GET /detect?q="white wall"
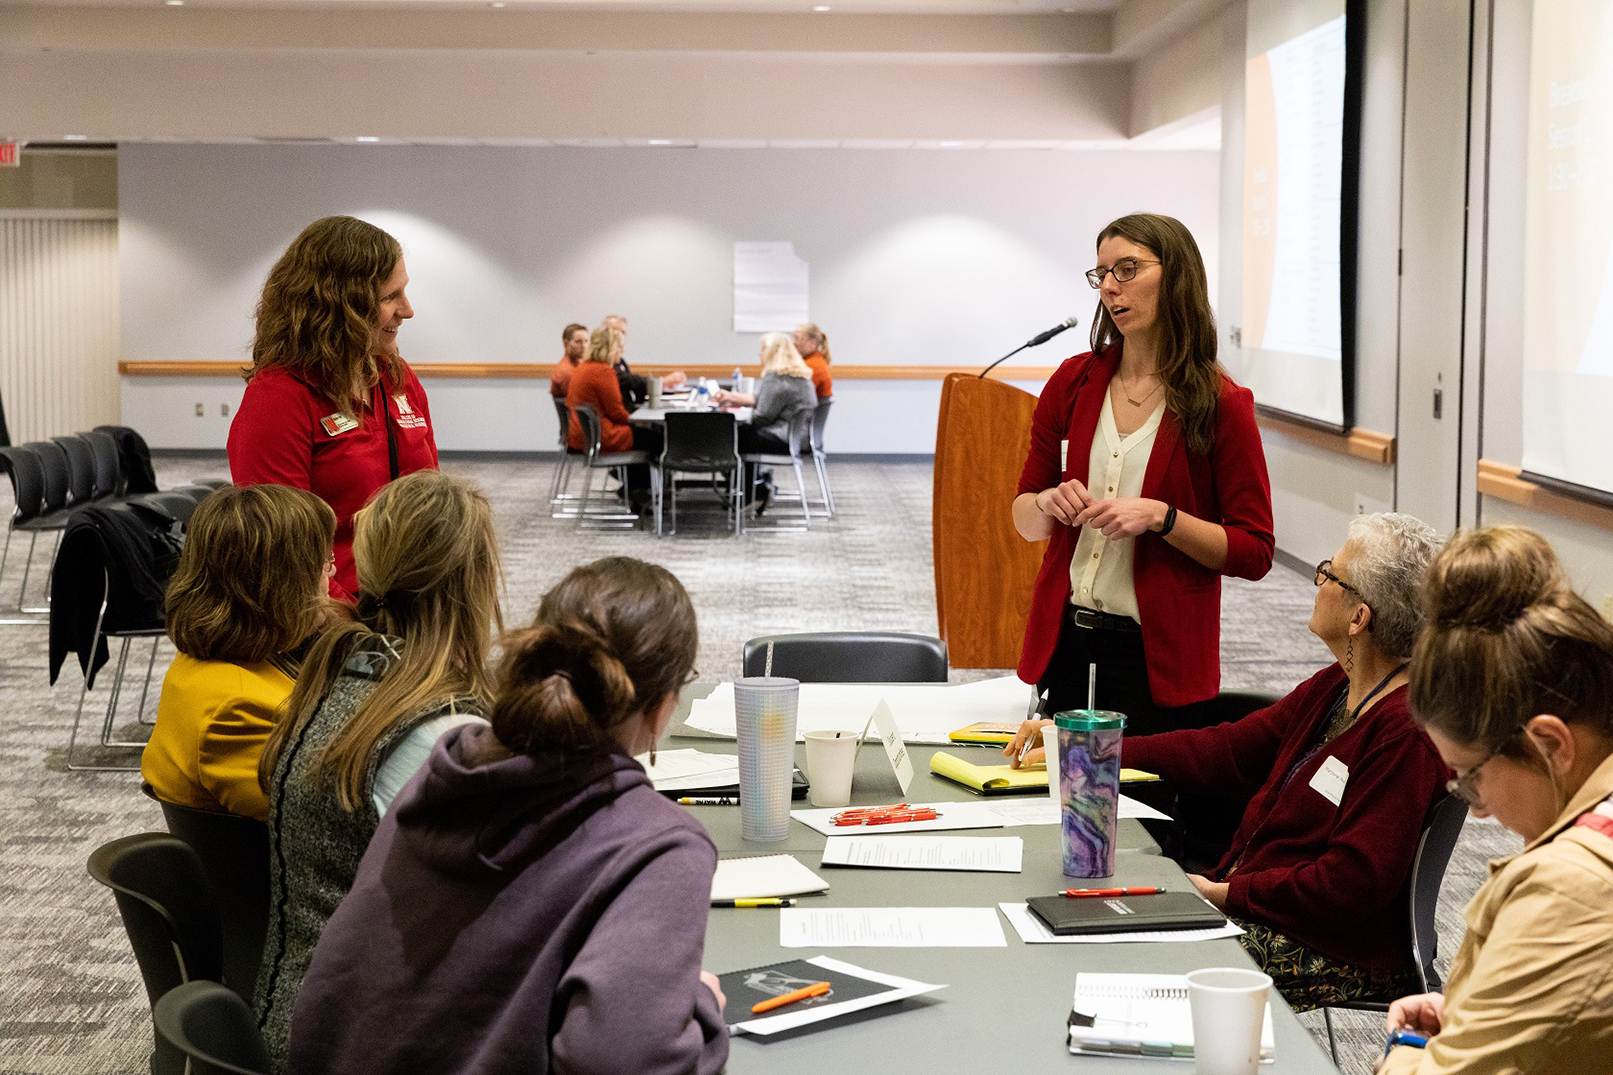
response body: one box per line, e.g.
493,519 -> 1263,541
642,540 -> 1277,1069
118,143 -> 1221,452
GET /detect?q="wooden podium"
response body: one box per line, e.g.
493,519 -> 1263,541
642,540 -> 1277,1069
932,373 -> 1047,669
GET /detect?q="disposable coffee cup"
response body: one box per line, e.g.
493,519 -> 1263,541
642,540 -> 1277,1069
647,379 -> 662,407
1053,709 -> 1125,878
1186,968 -> 1271,1075
733,676 -> 800,841
1041,723 -> 1060,803
804,730 -> 857,807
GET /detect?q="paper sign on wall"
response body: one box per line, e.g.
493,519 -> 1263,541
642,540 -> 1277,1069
733,241 -> 809,332
856,699 -> 914,794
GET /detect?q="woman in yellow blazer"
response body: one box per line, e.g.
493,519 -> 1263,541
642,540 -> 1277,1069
1382,526 -> 1613,1073
141,484 -> 336,821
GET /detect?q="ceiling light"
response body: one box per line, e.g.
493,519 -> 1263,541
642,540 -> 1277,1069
939,140 -> 963,147
648,139 -> 672,145
63,134 -> 88,141
490,2 -> 506,7
813,5 -> 831,10
165,0 -> 184,6
355,136 -> 380,142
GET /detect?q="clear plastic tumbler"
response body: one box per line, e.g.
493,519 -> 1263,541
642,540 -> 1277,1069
1054,709 -> 1126,877
733,676 -> 800,841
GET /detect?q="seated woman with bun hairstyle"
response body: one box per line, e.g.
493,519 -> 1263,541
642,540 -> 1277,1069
288,556 -> 729,1075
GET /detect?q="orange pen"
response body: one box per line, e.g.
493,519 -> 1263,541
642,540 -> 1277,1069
750,980 -> 832,1014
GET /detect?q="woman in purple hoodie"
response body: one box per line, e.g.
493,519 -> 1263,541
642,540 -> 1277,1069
288,557 -> 729,1075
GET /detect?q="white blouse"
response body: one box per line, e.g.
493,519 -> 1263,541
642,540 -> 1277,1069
1066,391 -> 1165,624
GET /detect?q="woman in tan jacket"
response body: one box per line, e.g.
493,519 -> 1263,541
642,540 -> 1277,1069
1381,526 -> 1613,1073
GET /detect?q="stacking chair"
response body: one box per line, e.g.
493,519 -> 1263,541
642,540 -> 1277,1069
0,443 -> 73,614
158,799 -> 271,1004
739,408 -> 814,533
54,434 -> 103,509
84,428 -> 124,499
548,397 -> 585,516
571,403 -> 660,531
1321,793 -> 1469,1062
659,411 -> 742,537
808,397 -> 837,517
153,981 -> 270,1075
742,631 -> 949,683
87,833 -> 226,1075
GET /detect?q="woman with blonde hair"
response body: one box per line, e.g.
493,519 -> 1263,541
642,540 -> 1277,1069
228,215 -> 438,601
289,557 -> 729,1075
253,470 -> 502,1072
565,322 -> 661,512
1380,526 -> 1613,1072
142,484 -> 336,821
793,322 -> 833,399
714,332 -> 817,512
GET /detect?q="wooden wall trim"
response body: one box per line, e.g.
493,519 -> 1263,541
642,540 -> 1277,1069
1478,459 -> 1613,532
1256,411 -> 1396,465
117,360 -> 1061,382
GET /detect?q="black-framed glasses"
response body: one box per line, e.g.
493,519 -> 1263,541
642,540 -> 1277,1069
1085,258 -> 1160,289
1446,728 -> 1526,806
1313,559 -> 1363,598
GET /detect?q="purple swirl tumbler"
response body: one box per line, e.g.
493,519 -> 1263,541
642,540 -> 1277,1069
1054,710 -> 1126,878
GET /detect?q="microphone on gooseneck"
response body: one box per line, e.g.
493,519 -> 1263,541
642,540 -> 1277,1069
979,316 -> 1080,379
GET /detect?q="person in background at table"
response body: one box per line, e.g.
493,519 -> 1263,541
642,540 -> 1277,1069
288,557 -> 729,1075
142,485 -> 338,822
549,322 -> 588,401
712,332 -> 817,514
1380,526 -> 1613,1073
254,471 -> 501,1074
228,215 -> 438,602
602,313 -> 685,407
793,322 -> 833,399
1011,513 -> 1448,1011
566,323 -> 662,515
1011,212 -> 1273,730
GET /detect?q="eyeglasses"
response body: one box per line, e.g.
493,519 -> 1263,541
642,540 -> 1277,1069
1446,730 -> 1524,806
1086,258 -> 1160,289
1314,559 -> 1362,598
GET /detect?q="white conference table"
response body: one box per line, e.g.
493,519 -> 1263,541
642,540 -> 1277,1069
667,690 -> 1341,1074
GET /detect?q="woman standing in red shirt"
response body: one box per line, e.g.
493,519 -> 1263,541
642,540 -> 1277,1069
227,216 -> 438,601
1010,213 -> 1274,728
566,323 -> 661,513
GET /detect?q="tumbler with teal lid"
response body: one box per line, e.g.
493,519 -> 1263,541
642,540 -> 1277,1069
1055,710 -> 1126,878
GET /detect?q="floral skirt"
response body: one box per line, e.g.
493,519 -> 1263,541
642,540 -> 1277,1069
1234,920 -> 1423,1013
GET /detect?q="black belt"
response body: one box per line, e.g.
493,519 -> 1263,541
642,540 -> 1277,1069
1065,605 -> 1142,634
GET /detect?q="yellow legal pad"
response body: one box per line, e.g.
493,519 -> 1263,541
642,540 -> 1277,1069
928,752 -> 1160,795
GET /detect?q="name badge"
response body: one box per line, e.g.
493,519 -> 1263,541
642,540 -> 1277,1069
320,412 -> 359,437
1308,755 -> 1349,807
1060,438 -> 1069,474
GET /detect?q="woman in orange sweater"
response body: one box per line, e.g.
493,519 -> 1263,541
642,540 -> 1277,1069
793,322 -> 833,400
565,323 -> 661,511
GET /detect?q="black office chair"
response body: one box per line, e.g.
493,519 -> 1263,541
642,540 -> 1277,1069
1321,793 -> 1468,1062
548,397 -> 584,516
88,833 -> 227,1075
0,444 -> 72,614
740,408 -> 815,533
158,799 -> 270,1004
152,980 -> 269,1075
571,403 -> 660,531
808,397 -> 836,517
660,411 -> 742,537
742,631 -> 949,683
53,434 -> 103,508
83,428 -> 124,500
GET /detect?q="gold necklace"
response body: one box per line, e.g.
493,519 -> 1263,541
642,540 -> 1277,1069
1119,370 -> 1161,408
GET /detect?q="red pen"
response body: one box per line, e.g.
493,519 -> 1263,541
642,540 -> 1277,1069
832,803 -> 910,820
1061,886 -> 1164,898
863,809 -> 939,825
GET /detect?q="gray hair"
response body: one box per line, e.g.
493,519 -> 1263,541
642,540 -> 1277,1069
1344,512 -> 1444,659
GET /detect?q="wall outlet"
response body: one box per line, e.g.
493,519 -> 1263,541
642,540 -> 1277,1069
220,402 -> 230,418
1354,493 -> 1392,517
194,402 -> 204,417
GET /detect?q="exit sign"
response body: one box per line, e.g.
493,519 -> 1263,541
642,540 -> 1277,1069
0,142 -> 19,167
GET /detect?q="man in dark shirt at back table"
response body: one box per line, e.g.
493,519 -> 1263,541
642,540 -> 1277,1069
604,313 -> 685,407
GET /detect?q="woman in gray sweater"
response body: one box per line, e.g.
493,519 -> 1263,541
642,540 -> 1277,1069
716,331 -> 817,511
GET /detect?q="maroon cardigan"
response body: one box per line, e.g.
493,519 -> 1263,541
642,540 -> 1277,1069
1015,347 -> 1274,707
1124,664 -> 1451,970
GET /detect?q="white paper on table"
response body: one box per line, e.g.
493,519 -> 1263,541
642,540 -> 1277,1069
978,795 -> 1169,826
790,801 -> 1005,836
636,748 -> 740,792
730,955 -> 946,1036
821,835 -> 1023,873
711,855 -> 830,901
781,907 -> 1007,947
1119,795 -> 1173,822
997,902 -> 1246,944
684,679 -> 1033,744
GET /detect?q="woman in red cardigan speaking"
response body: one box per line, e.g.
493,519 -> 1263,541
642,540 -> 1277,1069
1011,212 -> 1274,728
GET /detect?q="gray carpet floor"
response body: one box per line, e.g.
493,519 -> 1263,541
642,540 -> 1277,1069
0,453 -> 1519,1074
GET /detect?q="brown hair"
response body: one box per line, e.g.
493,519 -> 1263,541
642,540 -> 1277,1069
261,470 -> 503,811
585,324 -> 621,365
562,322 -> 588,345
491,557 -> 696,755
796,323 -> 830,363
1411,526 -> 1613,759
166,485 -> 335,663
1090,213 -> 1223,454
249,215 -> 404,408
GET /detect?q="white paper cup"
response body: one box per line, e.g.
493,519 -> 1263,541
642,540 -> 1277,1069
1041,723 -> 1059,803
804,730 -> 857,807
647,379 -> 662,407
1185,967 -> 1271,1075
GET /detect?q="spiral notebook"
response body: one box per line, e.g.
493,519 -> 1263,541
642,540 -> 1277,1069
1067,973 -> 1274,1061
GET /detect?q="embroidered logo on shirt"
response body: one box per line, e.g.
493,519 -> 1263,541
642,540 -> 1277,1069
392,394 -> 428,430
320,413 -> 360,437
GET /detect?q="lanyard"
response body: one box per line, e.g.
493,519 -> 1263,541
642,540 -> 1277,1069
1277,662 -> 1410,794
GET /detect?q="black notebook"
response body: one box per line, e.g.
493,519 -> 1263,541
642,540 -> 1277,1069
1026,892 -> 1227,936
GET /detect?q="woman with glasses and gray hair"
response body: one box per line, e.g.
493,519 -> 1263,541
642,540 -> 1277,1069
1011,213 -> 1274,730
1011,512 -> 1449,1010
1380,526 -> 1613,1073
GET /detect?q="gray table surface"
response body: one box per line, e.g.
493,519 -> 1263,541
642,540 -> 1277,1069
663,693 -> 1338,1073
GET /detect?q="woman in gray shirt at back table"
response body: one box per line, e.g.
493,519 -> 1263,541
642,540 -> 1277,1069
715,332 -> 817,512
